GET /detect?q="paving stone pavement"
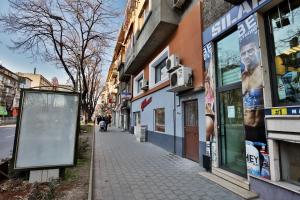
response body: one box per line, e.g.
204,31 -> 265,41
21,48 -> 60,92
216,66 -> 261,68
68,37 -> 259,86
93,127 -> 242,200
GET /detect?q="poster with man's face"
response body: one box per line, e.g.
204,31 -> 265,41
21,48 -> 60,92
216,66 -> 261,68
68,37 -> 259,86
238,14 -> 270,179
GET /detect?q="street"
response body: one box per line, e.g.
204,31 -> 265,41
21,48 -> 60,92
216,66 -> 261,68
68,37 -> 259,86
93,127 -> 242,200
0,125 -> 15,162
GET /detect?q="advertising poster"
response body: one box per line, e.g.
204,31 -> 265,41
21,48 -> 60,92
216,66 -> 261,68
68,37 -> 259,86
238,14 -> 270,179
203,42 -> 218,166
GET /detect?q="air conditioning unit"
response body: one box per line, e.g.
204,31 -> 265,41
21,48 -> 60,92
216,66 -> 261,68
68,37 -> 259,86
141,79 -> 149,90
166,54 -> 180,73
173,0 -> 186,8
169,66 -> 193,92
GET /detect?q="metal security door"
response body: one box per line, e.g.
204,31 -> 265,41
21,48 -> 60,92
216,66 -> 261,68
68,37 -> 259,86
184,100 -> 199,161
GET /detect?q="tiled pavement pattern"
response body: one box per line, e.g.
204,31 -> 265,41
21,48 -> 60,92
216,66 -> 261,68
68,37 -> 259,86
93,127 -> 242,200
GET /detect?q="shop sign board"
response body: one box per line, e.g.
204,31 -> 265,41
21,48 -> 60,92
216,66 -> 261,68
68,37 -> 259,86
13,89 -> 80,170
265,106 -> 300,116
121,92 -> 132,100
202,0 -> 271,45
141,97 -> 152,112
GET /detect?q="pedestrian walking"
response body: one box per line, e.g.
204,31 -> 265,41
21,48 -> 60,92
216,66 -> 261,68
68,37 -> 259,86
96,115 -> 101,125
104,116 -> 109,131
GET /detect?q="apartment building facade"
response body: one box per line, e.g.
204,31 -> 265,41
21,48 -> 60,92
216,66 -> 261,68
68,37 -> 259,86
115,0 -> 205,162
0,65 -> 19,117
202,0 -> 300,199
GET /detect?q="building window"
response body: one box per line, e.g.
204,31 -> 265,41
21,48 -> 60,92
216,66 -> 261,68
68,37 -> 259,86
133,70 -> 144,97
137,77 -> 143,94
280,141 -> 300,186
155,57 -> 168,83
154,108 -> 165,132
267,0 -> 300,105
149,47 -> 169,88
134,112 -> 141,126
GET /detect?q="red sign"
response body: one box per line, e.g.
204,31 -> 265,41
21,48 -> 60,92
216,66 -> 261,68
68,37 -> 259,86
141,97 -> 152,111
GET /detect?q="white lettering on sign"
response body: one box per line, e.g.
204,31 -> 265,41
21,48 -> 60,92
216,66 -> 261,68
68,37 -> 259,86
203,43 -> 212,61
246,153 -> 259,165
238,14 -> 257,39
211,0 -> 268,38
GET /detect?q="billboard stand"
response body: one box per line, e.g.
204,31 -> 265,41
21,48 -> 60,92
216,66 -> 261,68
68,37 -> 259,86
29,169 -> 59,183
12,86 -> 80,183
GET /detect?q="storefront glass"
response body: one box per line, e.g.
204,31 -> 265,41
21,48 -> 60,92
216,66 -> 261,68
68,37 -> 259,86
217,31 -> 241,87
268,0 -> 300,105
217,31 -> 247,176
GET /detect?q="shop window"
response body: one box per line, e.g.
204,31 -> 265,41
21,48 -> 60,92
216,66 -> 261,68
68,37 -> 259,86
280,141 -> 300,186
267,0 -> 300,105
154,108 -> 165,132
134,112 -> 141,126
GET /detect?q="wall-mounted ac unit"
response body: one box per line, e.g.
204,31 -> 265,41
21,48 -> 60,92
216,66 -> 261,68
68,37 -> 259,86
141,79 -> 149,90
169,66 -> 193,92
173,0 -> 186,8
166,54 -> 180,73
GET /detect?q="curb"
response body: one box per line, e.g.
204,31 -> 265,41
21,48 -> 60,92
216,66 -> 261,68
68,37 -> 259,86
88,124 -> 95,200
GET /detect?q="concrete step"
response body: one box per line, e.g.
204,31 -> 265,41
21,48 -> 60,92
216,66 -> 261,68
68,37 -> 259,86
213,167 -> 250,190
199,171 -> 259,200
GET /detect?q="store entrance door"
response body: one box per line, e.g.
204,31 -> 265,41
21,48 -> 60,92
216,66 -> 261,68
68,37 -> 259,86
216,30 -> 247,177
184,100 -> 199,162
219,87 -> 247,176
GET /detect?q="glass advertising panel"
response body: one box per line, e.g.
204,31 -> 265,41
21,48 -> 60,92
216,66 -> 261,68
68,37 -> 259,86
14,90 -> 79,169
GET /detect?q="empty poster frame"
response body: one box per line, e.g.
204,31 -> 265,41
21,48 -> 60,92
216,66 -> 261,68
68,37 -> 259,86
13,89 -> 80,170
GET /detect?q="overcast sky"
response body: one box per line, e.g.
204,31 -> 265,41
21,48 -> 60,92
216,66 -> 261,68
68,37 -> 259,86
0,0 -> 126,84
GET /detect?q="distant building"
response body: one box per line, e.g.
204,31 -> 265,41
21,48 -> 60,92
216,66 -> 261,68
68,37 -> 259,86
19,76 -> 32,89
17,72 -> 52,88
57,84 -> 74,92
0,65 -> 19,116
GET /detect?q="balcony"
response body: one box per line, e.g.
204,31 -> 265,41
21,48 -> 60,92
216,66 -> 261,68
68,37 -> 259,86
124,0 -> 180,75
119,64 -> 131,82
116,53 -> 125,71
3,81 -> 15,88
111,68 -> 118,78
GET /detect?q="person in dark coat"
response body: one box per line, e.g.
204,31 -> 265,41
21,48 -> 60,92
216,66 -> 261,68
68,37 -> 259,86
102,116 -> 108,131
96,115 -> 101,125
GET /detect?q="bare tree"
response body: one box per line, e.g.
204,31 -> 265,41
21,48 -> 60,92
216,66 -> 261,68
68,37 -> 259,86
82,51 -> 103,121
0,0 -> 119,120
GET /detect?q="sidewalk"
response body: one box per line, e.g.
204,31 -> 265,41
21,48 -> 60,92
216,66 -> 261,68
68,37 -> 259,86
92,127 -> 242,200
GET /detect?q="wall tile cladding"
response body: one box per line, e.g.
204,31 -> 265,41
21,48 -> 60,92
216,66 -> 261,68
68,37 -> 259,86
203,0 -> 233,29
